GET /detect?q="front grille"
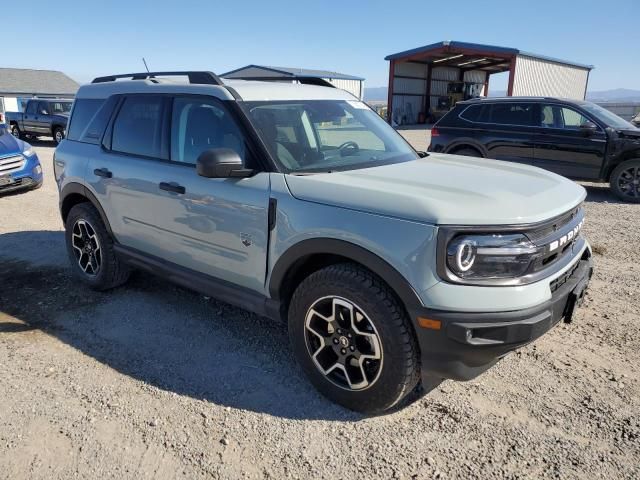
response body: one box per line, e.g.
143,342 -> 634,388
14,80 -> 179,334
550,261 -> 580,293
0,155 -> 26,175
526,205 -> 581,243
526,206 -> 585,275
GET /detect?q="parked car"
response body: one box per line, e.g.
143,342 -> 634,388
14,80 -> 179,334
7,98 -> 73,145
0,124 -> 43,193
632,111 -> 640,128
428,97 -> 640,202
55,71 -> 593,413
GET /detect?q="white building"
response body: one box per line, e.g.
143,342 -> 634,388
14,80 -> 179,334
222,65 -> 364,100
0,68 -> 78,122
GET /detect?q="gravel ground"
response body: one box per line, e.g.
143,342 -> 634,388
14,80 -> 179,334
0,144 -> 638,479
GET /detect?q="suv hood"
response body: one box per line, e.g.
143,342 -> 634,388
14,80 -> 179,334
0,131 -> 25,156
284,154 -> 586,225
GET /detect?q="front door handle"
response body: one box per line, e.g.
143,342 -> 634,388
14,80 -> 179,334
93,168 -> 112,178
159,181 -> 186,194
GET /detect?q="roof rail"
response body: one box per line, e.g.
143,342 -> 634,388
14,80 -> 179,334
91,71 -> 224,85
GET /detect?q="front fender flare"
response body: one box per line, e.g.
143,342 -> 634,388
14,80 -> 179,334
269,238 -> 423,310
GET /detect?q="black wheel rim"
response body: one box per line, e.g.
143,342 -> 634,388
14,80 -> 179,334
617,166 -> 640,198
71,219 -> 102,276
304,296 -> 383,391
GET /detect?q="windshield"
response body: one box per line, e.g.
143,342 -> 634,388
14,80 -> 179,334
241,100 -> 418,173
50,101 -> 73,114
581,102 -> 636,130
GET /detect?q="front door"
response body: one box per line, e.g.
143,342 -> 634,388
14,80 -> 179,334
23,101 -> 39,134
149,96 -> 270,292
533,104 -> 606,179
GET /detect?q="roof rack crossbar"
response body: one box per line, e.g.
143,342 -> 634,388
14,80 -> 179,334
91,71 -> 224,86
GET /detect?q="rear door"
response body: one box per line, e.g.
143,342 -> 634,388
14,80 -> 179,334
481,102 -> 536,164
22,101 -> 39,133
532,103 -> 606,179
34,101 -> 52,134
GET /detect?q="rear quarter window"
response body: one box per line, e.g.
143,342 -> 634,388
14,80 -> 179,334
458,104 -> 490,123
67,99 -> 105,141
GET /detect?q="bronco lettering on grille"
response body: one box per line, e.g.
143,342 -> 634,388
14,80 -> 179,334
548,220 -> 584,253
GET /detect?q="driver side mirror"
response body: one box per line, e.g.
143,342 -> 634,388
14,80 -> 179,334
580,121 -> 598,136
196,148 -> 253,178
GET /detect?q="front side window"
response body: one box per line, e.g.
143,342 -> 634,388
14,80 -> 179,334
37,101 -> 49,115
50,101 -> 73,114
112,96 -> 165,158
241,100 -> 417,173
170,97 -> 246,165
540,104 -> 597,130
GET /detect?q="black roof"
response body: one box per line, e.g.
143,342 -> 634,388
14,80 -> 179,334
460,96 -> 590,105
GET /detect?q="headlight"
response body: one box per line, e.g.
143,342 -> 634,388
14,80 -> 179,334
446,233 -> 537,280
23,146 -> 34,157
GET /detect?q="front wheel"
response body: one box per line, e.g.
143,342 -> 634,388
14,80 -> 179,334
288,263 -> 420,413
610,159 -> 640,203
65,203 -> 130,290
53,127 -> 64,145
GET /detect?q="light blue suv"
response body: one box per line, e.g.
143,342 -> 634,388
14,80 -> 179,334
54,71 -> 593,413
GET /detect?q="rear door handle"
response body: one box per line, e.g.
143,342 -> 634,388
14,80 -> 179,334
159,181 -> 186,194
93,168 -> 112,178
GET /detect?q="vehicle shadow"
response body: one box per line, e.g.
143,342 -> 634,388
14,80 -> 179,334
0,230 -> 361,421
24,138 -> 57,148
581,182 -> 626,205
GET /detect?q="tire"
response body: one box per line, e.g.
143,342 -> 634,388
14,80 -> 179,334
452,148 -> 482,158
64,203 -> 130,290
53,127 -> 64,145
10,124 -> 22,139
610,159 -> 640,203
288,263 -> 420,413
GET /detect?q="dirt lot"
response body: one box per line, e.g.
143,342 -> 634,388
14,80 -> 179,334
0,143 -> 638,480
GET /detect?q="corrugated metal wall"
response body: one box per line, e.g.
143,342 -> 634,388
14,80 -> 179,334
391,63 -> 429,124
512,55 -> 589,99
326,78 -> 363,100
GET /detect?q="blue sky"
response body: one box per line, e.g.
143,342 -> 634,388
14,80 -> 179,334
12,0 -> 640,91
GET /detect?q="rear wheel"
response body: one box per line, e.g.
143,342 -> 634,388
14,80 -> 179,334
288,263 -> 420,413
610,159 -> 640,203
53,127 -> 64,145
65,203 -> 130,290
10,124 -> 22,139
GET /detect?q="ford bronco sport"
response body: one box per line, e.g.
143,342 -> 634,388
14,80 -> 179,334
55,71 -> 593,413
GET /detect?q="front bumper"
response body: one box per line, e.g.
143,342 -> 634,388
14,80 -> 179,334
0,153 -> 43,193
411,252 -> 593,382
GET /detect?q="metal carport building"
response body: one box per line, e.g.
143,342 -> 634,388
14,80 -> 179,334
385,41 -> 593,125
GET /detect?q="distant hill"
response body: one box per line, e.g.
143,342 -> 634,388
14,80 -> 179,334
586,89 -> 640,103
363,87 -> 388,102
365,86 -> 640,103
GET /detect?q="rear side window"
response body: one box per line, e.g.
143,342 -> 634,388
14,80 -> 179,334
459,104 -> 490,123
67,99 -> 105,141
112,96 -> 166,158
26,101 -> 38,115
489,103 -> 536,126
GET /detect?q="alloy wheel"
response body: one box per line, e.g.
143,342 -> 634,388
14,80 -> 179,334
617,166 -> 640,198
304,296 -> 383,391
71,219 -> 102,276
55,130 -> 63,143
